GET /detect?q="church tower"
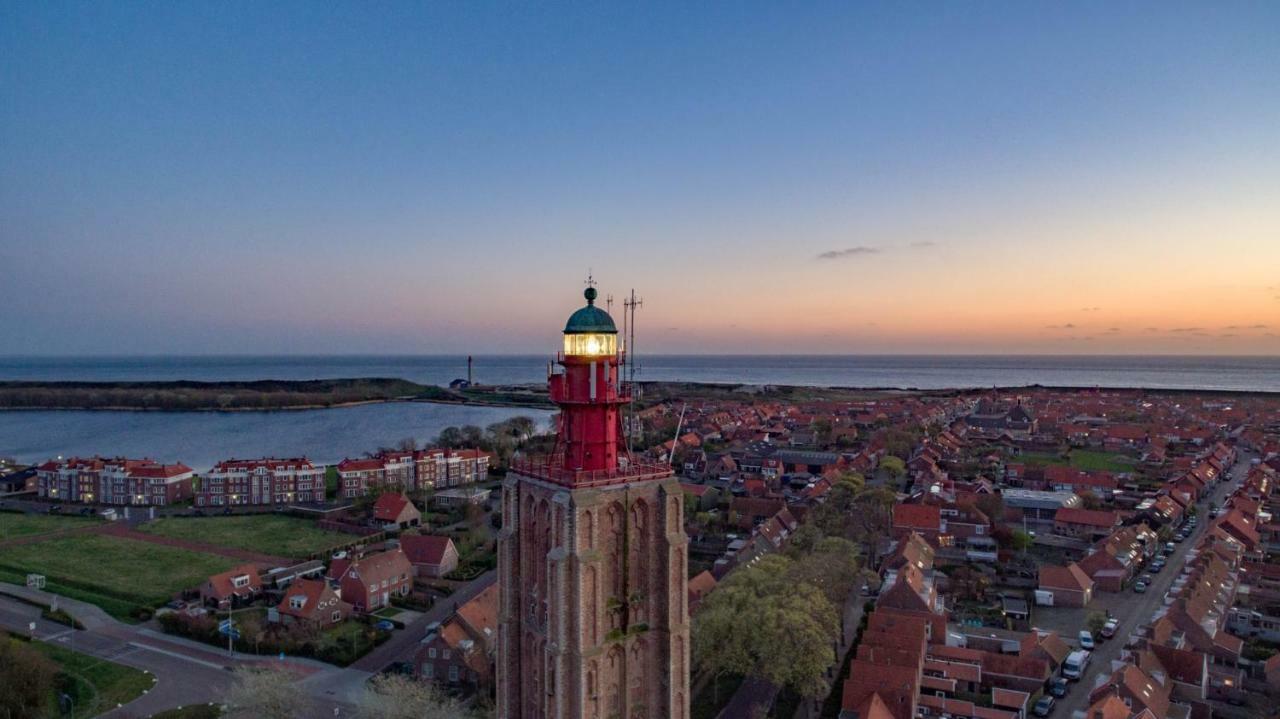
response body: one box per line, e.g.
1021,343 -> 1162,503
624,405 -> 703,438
497,284 -> 690,719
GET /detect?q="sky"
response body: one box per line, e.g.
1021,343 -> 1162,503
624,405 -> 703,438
2,2 -> 1278,356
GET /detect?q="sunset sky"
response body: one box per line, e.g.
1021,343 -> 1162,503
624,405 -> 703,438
2,3 -> 1278,355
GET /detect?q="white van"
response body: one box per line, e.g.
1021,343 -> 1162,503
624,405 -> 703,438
1062,650 -> 1091,680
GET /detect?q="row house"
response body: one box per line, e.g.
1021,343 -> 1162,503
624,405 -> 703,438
1077,523 -> 1158,592
36,456 -> 194,506
336,448 -> 492,497
415,582 -> 498,694
1052,507 -> 1122,541
841,608 -> 927,719
335,452 -> 415,498
1042,466 -> 1119,497
196,457 -> 325,506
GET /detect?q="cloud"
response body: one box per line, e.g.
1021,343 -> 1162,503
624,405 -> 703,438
1169,327 -> 1204,333
909,241 -> 937,249
1249,324 -> 1268,329
817,246 -> 880,261
1143,327 -> 1159,332
1045,323 -> 1077,330
1220,333 -> 1236,338
1081,307 -> 1102,312
1193,331 -> 1210,337
1106,327 -> 1121,333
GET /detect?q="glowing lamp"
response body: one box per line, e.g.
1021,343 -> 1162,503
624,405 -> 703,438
562,286 -> 618,357
564,332 -> 616,357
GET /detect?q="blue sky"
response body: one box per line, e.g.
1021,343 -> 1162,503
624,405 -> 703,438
3,2 -> 1278,354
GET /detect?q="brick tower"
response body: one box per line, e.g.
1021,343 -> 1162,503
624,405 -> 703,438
497,284 -> 690,719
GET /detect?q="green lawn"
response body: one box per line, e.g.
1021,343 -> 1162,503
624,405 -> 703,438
0,534 -> 236,619
0,512 -> 101,541
15,636 -> 154,718
1021,450 -> 1134,473
137,515 -> 349,558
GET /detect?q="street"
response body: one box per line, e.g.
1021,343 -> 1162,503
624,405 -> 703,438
0,568 -> 498,717
1036,451 -> 1252,719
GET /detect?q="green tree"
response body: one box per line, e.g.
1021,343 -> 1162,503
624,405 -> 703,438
1086,611 -> 1107,636
787,536 -> 864,606
0,632 -> 58,719
693,555 -> 839,698
879,455 -> 906,480
1010,529 -> 1034,552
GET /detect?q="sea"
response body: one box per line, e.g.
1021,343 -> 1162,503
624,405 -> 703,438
1,354 -> 1277,469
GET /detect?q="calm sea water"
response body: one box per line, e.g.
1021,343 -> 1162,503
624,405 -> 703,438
0,402 -> 554,470
1,354 -> 1278,392
2,354 -> 1277,467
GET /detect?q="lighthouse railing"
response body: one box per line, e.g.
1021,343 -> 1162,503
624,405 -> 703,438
510,457 -> 672,488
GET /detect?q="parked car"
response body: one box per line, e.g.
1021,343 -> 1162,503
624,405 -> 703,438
1150,561 -> 1165,574
1049,678 -> 1068,697
1033,696 -> 1056,717
1078,630 -> 1095,650
375,620 -> 396,632
1165,542 -> 1176,553
47,504 -> 62,514
1140,573 -> 1153,584
1134,580 -> 1148,593
1101,619 -> 1119,638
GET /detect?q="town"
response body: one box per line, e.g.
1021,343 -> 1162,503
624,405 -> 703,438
3,383 -> 1280,719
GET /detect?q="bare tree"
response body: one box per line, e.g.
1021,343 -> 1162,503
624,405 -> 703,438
225,666 -> 311,719
358,674 -> 476,719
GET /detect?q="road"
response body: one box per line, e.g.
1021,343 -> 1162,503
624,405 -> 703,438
1,568 -> 498,717
1052,451 -> 1252,719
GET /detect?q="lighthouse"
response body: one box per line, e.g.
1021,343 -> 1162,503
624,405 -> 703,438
497,284 -> 691,719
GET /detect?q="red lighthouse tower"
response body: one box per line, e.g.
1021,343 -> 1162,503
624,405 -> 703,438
550,284 -> 626,474
498,282 -> 690,719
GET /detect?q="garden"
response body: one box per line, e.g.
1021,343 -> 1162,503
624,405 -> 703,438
158,609 -> 390,666
0,510 -> 101,541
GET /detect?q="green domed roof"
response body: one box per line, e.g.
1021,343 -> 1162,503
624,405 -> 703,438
564,287 -> 618,334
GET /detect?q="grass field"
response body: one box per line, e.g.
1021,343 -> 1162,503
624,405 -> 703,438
1021,450 -> 1135,473
11,636 -> 154,718
137,515 -> 348,558
0,534 -> 235,619
0,512 -> 101,541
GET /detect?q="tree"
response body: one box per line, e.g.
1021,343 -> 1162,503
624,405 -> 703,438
693,555 -> 839,698
0,632 -> 58,719
358,674 -> 473,719
1079,491 -> 1104,511
225,666 -> 311,719
1010,529 -> 1034,552
879,455 -> 906,480
974,493 -> 1005,524
1085,611 -> 1107,636
787,536 -> 864,606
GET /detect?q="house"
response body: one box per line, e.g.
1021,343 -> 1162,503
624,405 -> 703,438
1053,507 -> 1121,541
330,548 -> 413,612
687,570 -> 717,614
840,608 -> 927,719
201,564 -> 263,609
1077,524 -> 1157,592
196,457 -> 325,507
1037,563 -> 1094,607
372,492 -> 422,530
892,503 -> 943,542
416,581 -> 498,694
272,578 -> 349,628
36,456 -> 194,505
680,482 -> 719,511
399,533 -> 460,578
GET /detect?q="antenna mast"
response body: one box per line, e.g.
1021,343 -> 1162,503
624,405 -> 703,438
624,289 -> 643,451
